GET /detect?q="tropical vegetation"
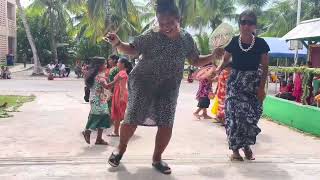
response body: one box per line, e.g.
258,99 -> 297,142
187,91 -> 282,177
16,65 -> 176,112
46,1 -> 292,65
16,0 -> 320,72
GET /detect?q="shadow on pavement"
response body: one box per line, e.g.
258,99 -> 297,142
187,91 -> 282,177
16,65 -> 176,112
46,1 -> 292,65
108,165 -> 177,180
234,162 -> 291,180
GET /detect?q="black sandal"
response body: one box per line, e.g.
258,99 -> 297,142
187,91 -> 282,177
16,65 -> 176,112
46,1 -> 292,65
95,139 -> 109,145
108,152 -> 123,167
82,131 -> 90,144
152,161 -> 172,175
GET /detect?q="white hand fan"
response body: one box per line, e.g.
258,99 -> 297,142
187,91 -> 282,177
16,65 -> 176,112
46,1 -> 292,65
211,23 -> 234,49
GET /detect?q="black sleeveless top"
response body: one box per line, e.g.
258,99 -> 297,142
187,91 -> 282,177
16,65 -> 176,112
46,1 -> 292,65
225,36 -> 270,71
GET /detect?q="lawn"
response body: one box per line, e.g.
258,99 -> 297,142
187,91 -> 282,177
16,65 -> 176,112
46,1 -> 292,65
0,95 -> 35,118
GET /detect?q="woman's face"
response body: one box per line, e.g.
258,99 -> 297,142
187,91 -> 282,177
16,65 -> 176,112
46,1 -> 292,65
157,14 -> 180,38
117,62 -> 125,70
108,59 -> 115,66
239,15 -> 256,36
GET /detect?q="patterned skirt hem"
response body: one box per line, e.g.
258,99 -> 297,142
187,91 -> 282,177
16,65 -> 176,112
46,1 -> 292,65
85,127 -> 110,131
85,113 -> 111,130
122,121 -> 174,128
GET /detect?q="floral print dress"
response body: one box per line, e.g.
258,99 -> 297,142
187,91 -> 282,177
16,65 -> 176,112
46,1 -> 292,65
85,73 -> 112,130
122,30 -> 200,128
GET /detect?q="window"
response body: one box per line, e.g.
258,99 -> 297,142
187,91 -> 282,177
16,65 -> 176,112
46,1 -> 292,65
7,2 -> 15,21
8,36 -> 14,54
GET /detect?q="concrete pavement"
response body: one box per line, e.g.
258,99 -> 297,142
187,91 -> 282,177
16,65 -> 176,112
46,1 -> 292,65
0,79 -> 320,179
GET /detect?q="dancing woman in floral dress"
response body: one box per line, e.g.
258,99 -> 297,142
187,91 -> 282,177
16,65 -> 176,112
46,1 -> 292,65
105,0 -> 224,174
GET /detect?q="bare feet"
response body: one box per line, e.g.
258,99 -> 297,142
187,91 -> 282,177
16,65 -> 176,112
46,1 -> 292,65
212,118 -> 219,123
203,114 -> 213,119
230,150 -> 244,161
230,154 -> 244,161
193,113 -> 201,120
242,146 -> 255,160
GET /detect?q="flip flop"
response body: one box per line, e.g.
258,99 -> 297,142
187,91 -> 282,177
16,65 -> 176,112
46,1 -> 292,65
82,131 -> 90,144
108,152 -> 123,167
107,133 -> 120,137
152,161 -> 172,175
95,139 -> 109,145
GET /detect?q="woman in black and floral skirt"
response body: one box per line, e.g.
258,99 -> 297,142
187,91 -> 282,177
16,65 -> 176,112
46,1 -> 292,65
216,10 -> 270,161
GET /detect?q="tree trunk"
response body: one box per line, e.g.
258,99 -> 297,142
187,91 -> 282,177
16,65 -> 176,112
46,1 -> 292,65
16,0 -> 43,75
105,0 -> 118,54
49,6 -> 58,62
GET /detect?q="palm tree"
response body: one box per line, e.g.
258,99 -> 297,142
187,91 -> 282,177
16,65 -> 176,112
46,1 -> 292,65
260,0 -> 320,37
176,0 -> 199,28
260,0 -> 296,37
195,33 -> 211,55
303,0 -> 320,20
77,0 -> 142,42
30,0 -> 73,62
177,0 -> 236,32
205,0 -> 236,30
16,0 -> 43,75
237,0 -> 269,14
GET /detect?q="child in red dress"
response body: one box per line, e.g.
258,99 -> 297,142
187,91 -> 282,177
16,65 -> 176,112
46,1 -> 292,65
107,57 -> 132,136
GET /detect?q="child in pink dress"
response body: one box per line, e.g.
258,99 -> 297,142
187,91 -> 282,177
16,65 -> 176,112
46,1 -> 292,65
193,77 -> 214,120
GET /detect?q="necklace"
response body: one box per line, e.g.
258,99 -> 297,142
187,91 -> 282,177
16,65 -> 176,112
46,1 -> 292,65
238,34 -> 255,52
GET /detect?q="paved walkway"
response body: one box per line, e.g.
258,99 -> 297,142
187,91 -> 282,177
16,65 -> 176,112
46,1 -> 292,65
7,63 -> 34,73
10,69 -> 82,81
0,80 -> 320,179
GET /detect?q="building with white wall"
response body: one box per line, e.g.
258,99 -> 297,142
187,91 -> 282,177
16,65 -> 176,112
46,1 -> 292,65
0,0 -> 16,64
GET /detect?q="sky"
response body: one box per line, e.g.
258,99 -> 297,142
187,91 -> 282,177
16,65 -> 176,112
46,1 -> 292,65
21,0 -> 32,7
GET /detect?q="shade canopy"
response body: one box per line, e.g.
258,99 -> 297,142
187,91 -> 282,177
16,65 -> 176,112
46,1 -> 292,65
282,18 -> 320,41
264,37 -> 307,59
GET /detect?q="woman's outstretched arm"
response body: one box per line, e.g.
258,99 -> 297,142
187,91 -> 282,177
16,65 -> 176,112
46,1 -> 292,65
105,32 -> 138,56
191,48 -> 225,67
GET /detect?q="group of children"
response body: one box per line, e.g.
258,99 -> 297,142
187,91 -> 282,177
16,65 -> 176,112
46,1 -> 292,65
46,61 -> 70,80
276,79 -> 295,101
0,66 -> 11,79
193,63 -> 231,126
276,73 -> 320,107
74,60 -> 90,78
82,55 -> 132,145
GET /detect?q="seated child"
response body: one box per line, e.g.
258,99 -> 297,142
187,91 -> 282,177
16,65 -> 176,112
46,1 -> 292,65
276,80 -> 295,101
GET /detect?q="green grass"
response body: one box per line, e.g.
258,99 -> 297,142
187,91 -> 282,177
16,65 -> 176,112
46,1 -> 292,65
0,95 -> 35,118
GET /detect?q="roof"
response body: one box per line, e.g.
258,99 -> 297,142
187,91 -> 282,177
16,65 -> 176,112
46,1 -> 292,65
282,18 -> 320,41
263,37 -> 307,59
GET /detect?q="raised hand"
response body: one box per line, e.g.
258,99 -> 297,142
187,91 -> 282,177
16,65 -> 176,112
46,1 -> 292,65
212,48 -> 225,59
103,32 -> 121,47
